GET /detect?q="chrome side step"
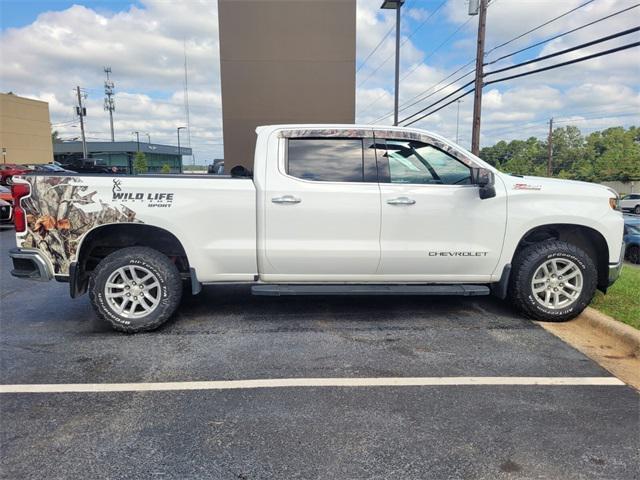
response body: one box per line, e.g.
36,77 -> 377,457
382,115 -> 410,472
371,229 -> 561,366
251,284 -> 490,297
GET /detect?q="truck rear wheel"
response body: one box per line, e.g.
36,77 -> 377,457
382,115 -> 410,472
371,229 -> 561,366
89,247 -> 182,332
508,240 -> 597,322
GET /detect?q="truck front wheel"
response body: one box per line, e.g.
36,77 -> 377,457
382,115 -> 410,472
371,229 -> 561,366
89,247 -> 182,332
509,240 -> 597,322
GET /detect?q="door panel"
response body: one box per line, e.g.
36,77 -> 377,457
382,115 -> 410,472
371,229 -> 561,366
377,139 -> 507,281
263,136 -> 381,278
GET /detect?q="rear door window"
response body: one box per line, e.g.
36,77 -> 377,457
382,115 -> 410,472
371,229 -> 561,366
287,138 -> 364,182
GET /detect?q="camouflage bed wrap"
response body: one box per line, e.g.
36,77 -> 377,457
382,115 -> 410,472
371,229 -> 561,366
18,176 -> 140,276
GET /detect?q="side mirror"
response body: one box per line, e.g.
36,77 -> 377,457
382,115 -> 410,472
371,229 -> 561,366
471,167 -> 496,200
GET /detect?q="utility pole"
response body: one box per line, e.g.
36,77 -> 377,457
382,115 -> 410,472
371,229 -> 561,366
104,67 -> 115,142
76,86 -> 88,158
547,118 -> 554,177
145,133 -> 151,144
470,0 -> 488,156
132,131 -> 140,152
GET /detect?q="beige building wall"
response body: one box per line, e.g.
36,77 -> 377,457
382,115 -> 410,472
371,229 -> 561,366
0,93 -> 54,165
218,0 -> 356,171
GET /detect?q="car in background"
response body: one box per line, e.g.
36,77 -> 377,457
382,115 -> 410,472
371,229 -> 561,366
26,163 -> 76,174
0,164 -> 32,185
623,215 -> 640,264
0,198 -> 12,223
56,158 -> 111,174
0,185 -> 13,224
620,194 -> 640,215
208,159 -> 224,175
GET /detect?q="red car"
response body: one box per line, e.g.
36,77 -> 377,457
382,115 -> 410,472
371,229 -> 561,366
0,164 -> 32,186
0,185 -> 13,223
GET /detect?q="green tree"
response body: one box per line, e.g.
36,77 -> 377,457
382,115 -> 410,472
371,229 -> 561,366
480,125 -> 640,183
133,151 -> 148,174
51,130 -> 62,144
161,163 -> 171,174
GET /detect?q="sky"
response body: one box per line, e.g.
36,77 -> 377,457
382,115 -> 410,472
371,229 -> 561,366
1,0 -> 638,164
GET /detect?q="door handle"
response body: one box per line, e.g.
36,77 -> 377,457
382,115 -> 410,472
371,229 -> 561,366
272,195 -> 301,204
387,196 -> 416,205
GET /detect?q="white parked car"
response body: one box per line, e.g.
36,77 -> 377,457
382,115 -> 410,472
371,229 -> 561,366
620,193 -> 640,215
8,125 -> 624,332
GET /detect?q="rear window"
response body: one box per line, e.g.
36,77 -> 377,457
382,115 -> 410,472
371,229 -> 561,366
287,138 -> 364,182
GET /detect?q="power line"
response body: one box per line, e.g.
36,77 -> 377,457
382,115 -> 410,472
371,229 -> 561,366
400,78 -> 475,125
401,40 -> 640,126
357,25 -> 395,74
403,88 -> 475,126
360,23 -> 473,120
485,0 -> 597,56
484,41 -> 640,85
399,27 -> 640,125
369,62 -> 475,123
485,3 -> 640,66
485,26 -> 640,77
357,0 -> 447,88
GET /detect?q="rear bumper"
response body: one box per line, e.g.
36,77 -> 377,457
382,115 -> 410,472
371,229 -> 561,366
607,241 -> 625,286
9,248 -> 53,282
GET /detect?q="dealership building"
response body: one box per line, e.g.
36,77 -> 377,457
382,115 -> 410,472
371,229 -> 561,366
53,141 -> 192,173
0,92 -> 54,165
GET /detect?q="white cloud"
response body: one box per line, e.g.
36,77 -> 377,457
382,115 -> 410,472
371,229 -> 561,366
1,0 -> 222,160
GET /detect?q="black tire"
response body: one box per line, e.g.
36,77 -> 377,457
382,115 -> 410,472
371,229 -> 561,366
634,205 -> 640,215
89,247 -> 182,333
508,240 -> 597,322
626,245 -> 640,264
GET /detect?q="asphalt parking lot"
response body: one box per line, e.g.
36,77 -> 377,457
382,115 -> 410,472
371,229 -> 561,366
1,227 -> 638,480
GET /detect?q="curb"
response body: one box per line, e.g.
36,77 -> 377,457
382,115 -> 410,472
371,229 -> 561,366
579,307 -> 640,356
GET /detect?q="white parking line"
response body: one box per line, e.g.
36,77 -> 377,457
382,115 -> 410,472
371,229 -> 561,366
0,376 -> 625,393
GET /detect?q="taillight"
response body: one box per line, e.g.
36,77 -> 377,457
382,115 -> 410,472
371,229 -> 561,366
11,182 -> 30,233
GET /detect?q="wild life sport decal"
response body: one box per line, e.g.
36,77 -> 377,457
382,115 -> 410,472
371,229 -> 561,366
19,176 -> 140,275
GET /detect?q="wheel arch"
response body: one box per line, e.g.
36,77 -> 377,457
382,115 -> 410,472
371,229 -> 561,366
71,223 -> 191,298
511,223 -> 609,292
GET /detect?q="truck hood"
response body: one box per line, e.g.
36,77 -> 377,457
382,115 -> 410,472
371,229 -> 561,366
499,173 -> 616,198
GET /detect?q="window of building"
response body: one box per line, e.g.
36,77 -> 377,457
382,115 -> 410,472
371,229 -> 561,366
287,138 -> 364,182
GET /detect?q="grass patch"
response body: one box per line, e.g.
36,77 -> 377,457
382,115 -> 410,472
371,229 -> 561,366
590,265 -> 640,330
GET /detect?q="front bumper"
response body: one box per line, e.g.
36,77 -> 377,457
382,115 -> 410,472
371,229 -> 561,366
607,241 -> 625,286
9,248 -> 53,281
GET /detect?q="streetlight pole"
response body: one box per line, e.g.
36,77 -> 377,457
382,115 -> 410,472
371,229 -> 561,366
381,0 -> 405,126
456,100 -> 463,144
145,133 -> 151,144
177,127 -> 186,171
132,131 -> 140,152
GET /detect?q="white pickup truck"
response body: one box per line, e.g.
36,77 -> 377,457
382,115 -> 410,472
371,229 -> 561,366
9,125 -> 624,332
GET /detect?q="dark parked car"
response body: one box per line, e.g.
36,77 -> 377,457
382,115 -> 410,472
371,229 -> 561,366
56,158 -> 110,174
27,163 -> 76,174
623,215 -> 640,264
